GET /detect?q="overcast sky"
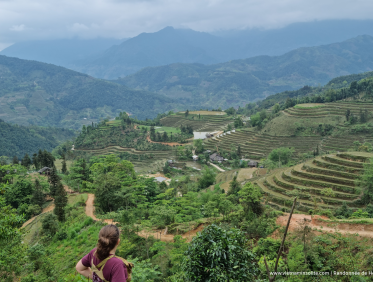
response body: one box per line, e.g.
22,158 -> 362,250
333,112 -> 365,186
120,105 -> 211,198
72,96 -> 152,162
1,0 -> 373,50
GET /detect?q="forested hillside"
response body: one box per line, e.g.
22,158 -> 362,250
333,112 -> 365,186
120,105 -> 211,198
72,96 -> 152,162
0,55 -> 179,129
117,35 -> 373,109
0,119 -> 76,158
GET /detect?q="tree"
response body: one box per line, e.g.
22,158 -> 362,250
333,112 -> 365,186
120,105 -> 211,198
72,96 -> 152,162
193,139 -> 204,154
268,147 -> 294,165
237,144 -> 242,158
345,109 -> 351,121
0,183 -> 27,282
54,182 -> 67,221
31,178 -> 44,208
272,103 -> 281,114
182,224 -> 258,281
185,109 -> 189,117
12,155 -> 19,165
61,154 -> 67,174
49,167 -> 60,197
42,213 -> 59,236
198,166 -> 216,190
227,175 -> 241,196
21,153 -> 31,169
238,182 -> 263,216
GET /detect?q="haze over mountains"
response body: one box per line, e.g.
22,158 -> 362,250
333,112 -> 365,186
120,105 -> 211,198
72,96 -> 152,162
1,34 -> 373,129
1,20 -> 373,79
117,35 -> 373,107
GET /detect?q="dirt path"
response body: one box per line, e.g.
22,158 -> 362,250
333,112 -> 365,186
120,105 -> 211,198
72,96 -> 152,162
85,193 -> 202,242
207,161 -> 225,172
22,186 -> 78,228
22,201 -> 55,228
276,213 -> 373,237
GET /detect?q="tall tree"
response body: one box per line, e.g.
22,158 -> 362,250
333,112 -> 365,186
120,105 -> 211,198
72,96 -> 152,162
12,156 -> 19,165
21,153 -> 31,169
54,182 -> 67,222
49,167 -> 60,197
237,144 -> 242,158
31,179 -> 44,208
345,109 -> 351,121
61,154 -> 67,174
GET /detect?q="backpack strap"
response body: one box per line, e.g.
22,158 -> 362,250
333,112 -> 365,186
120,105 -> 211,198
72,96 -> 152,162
91,251 -> 114,282
114,256 -> 134,282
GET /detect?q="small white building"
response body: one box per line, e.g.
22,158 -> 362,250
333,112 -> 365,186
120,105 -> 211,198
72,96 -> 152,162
192,155 -> 199,161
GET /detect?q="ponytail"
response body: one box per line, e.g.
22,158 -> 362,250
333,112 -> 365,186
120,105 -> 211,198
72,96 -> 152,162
95,224 -> 120,260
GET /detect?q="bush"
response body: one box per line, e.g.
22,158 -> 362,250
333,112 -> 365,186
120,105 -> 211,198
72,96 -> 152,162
182,224 -> 258,281
41,214 -> 59,237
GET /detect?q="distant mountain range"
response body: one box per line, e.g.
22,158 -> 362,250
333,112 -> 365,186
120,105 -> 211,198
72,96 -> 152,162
0,38 -> 125,68
116,35 -> 373,108
1,20 -> 373,79
0,55 -> 179,129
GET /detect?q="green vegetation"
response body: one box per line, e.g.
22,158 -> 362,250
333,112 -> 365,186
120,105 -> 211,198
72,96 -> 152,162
118,36 -> 373,109
0,119 -> 76,158
0,55 -> 181,129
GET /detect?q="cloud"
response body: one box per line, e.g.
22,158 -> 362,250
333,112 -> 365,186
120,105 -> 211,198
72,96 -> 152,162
1,0 -> 373,45
9,24 -> 26,31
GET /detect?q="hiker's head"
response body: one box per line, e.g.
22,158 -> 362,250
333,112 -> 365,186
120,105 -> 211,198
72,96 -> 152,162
96,224 -> 120,260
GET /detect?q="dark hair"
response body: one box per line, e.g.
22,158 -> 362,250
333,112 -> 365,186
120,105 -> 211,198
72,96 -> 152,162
95,225 -> 120,260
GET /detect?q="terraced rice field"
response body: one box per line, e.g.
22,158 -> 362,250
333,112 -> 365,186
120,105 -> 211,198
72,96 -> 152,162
256,152 -> 372,212
203,129 -> 322,159
285,101 -> 373,118
160,113 -> 233,131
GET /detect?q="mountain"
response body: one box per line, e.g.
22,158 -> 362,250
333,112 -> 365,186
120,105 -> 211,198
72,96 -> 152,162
0,38 -> 125,68
0,55 -> 179,129
0,119 -> 76,158
115,35 -> 373,108
70,27 -> 221,79
69,20 -> 373,79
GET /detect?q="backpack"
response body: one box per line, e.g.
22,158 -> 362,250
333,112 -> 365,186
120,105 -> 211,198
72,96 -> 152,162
91,251 -> 134,282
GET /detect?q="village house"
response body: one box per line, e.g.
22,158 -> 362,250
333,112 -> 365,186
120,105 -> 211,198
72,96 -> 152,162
38,167 -> 51,175
248,161 -> 258,168
209,152 -> 224,162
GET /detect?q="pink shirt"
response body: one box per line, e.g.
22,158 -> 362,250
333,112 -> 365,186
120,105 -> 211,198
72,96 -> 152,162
82,248 -> 128,282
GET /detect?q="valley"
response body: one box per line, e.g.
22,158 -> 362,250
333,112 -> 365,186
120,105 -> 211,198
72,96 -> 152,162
5,27 -> 373,282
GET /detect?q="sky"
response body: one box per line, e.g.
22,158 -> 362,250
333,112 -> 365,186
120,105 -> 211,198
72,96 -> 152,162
1,0 -> 373,50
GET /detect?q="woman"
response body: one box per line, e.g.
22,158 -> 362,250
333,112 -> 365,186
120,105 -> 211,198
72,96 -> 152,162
76,224 -> 132,282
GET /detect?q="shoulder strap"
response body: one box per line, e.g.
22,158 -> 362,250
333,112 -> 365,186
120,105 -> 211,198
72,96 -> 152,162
114,256 -> 134,271
115,255 -> 134,282
91,251 -> 114,282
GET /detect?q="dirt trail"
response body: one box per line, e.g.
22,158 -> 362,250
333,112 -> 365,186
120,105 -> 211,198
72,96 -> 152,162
22,186 -> 79,228
207,161 -> 225,172
85,193 -> 202,242
276,213 -> 373,237
22,201 -> 55,228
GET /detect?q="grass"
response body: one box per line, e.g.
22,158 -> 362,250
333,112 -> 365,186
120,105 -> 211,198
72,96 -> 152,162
294,103 -> 325,108
141,125 -> 182,134
55,159 -> 73,171
67,193 -> 88,206
181,111 -> 227,116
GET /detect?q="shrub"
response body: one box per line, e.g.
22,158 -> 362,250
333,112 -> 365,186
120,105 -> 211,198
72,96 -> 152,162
41,214 -> 59,237
182,224 -> 258,281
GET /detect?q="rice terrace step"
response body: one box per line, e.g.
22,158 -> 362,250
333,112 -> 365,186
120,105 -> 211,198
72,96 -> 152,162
255,152 -> 373,212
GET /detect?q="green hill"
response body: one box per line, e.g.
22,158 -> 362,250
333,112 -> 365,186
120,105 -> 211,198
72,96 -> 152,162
0,119 -> 76,158
117,35 -> 373,109
0,55 -> 179,129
